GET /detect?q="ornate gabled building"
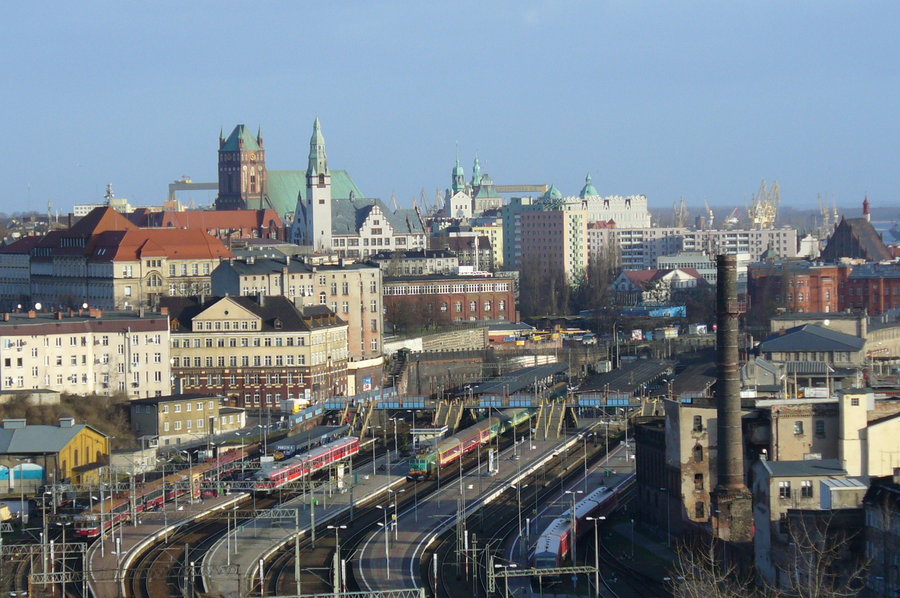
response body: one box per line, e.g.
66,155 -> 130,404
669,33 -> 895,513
290,119 -> 426,257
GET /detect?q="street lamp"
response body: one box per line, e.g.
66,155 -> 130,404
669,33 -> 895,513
387,488 -> 404,539
327,524 -> 347,592
585,515 -> 606,598
494,562 -> 517,598
178,450 -> 195,504
389,417 -> 401,464
371,426 -> 383,475
564,490 -> 583,564
376,505 -> 391,579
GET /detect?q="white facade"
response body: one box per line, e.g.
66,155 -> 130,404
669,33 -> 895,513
0,311 -> 171,398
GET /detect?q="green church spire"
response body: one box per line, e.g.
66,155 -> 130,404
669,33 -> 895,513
307,117 -> 328,177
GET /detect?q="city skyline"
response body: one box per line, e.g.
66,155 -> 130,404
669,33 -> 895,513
3,2 -> 897,213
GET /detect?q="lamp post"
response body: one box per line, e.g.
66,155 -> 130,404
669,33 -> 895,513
179,450 -> 195,504
494,562 -> 517,598
582,433 -> 589,492
387,488 -> 404,539
235,431 -> 251,475
376,505 -> 390,579
564,490 -> 583,565
389,417 -> 400,464
13,458 -> 30,526
586,515 -> 605,598
327,524 -> 347,593
371,426 -> 382,475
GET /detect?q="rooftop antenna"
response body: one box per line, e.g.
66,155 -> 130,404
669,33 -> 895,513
104,183 -> 115,206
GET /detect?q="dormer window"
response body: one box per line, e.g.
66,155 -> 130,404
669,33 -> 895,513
274,318 -> 283,330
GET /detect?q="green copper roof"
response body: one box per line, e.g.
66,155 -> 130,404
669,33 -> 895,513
264,169 -> 363,217
307,118 -> 328,176
542,184 -> 563,200
221,124 -> 261,152
579,174 -> 599,198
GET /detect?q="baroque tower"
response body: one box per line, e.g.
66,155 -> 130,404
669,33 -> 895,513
215,125 -> 267,210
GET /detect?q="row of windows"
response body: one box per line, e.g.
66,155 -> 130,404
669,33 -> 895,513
193,320 -> 260,331
172,334 -> 348,348
159,400 -> 215,413
383,282 -> 510,296
778,480 -> 814,499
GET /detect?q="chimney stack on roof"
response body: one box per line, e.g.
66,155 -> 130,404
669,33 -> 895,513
58,417 -> 75,428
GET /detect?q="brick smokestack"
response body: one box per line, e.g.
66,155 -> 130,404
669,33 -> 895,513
712,253 -> 753,544
715,253 -> 744,491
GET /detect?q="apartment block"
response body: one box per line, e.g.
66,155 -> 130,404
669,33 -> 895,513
0,308 -> 170,398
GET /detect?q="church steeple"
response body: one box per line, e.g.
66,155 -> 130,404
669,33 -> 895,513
307,117 -> 329,177
471,155 -> 482,188
452,146 -> 466,194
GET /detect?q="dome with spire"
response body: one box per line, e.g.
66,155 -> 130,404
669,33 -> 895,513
579,174 -> 599,198
542,184 -> 563,201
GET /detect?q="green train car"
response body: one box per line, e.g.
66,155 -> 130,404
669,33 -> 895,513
407,407 -> 534,480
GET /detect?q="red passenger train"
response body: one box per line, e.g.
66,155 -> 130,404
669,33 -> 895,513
71,447 -> 248,538
252,436 -> 359,492
532,474 -> 635,569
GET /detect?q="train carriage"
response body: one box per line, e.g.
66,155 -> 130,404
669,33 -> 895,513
253,436 -> 359,492
70,446 -> 250,538
407,407 -> 534,480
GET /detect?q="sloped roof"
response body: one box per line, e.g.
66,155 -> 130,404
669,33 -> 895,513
265,170 -> 364,219
759,324 -> 865,353
0,236 -> 42,254
821,217 -> 892,262
161,295 -> 344,333
0,422 -> 96,455
221,124 -> 261,152
762,459 -> 845,478
331,197 -> 425,236
70,206 -> 138,236
159,209 -> 282,231
89,229 -> 233,261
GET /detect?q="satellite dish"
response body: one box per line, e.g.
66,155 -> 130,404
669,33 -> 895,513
82,303 -> 88,309
34,302 -> 42,310
823,319 -> 830,326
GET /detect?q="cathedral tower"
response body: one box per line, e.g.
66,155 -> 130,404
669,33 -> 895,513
215,125 -> 267,210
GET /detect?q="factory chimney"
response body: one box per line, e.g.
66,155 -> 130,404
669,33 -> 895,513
712,253 -> 753,544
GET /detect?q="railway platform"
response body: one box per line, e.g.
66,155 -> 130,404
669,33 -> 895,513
86,491 -> 245,598
201,451 -> 405,598
354,423 -> 598,592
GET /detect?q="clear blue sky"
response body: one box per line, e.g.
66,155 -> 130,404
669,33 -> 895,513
3,1 -> 897,214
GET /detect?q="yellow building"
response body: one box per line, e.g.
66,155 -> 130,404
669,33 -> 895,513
0,417 -> 109,490
472,223 -> 504,269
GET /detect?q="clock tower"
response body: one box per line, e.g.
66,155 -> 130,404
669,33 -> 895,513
295,118 -> 333,251
215,124 -> 268,210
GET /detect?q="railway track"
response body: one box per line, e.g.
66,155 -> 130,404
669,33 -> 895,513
124,446 -> 385,598
428,432 -> 641,598
262,423 -> 534,596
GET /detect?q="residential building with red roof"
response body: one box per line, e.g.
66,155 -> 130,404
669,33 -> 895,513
1,207 -> 232,310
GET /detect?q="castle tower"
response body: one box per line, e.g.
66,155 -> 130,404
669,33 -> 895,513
215,124 -> 267,210
305,118 -> 332,251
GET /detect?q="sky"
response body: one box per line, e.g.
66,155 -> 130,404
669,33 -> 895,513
3,1 -> 898,215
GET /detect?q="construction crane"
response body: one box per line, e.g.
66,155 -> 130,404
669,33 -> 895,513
674,197 -> 689,228
748,180 -> 779,229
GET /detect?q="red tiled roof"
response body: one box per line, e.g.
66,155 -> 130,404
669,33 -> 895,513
89,229 -> 233,261
69,207 -> 138,236
159,210 -> 283,232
